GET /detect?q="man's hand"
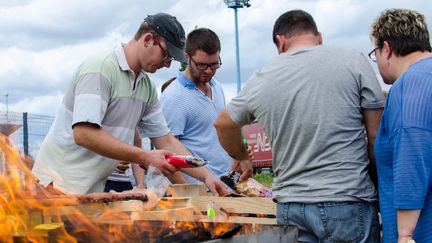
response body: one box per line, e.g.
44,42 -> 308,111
398,236 -> 415,243
143,150 -> 179,176
232,159 -> 253,181
204,175 -> 229,196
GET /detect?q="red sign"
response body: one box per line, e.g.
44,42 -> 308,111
242,123 -> 272,168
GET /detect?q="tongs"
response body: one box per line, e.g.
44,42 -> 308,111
166,155 -> 208,168
139,155 -> 208,170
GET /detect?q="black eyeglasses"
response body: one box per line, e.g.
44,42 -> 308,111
368,47 -> 379,62
189,56 -> 222,71
157,42 -> 173,62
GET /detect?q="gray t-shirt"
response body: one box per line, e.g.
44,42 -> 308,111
227,45 -> 385,203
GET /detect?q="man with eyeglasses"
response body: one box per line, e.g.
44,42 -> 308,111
214,10 -> 385,242
32,13 -> 227,196
160,28 -> 233,183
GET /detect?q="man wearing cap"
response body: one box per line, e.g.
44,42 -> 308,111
32,13 -> 228,196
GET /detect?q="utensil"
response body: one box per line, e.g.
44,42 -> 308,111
166,155 -> 208,168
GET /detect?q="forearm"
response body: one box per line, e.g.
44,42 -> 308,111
151,134 -> 189,183
151,133 -> 227,196
131,128 -> 145,187
131,163 -> 145,188
367,142 -> 378,188
166,172 -> 188,184
73,123 -> 151,167
220,128 -> 248,160
362,108 -> 383,188
214,109 -> 249,160
181,166 -> 213,182
151,134 -> 218,183
151,134 -> 191,155
397,209 -> 420,240
362,108 -> 383,150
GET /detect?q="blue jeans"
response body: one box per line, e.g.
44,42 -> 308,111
277,201 -> 380,243
104,180 -> 133,192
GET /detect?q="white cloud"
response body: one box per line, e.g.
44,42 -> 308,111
11,93 -> 63,115
0,0 -> 431,116
0,31 -> 127,107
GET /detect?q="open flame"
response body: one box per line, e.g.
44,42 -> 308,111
0,134 -> 240,242
0,133 -> 92,242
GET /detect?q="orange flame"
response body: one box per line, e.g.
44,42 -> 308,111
0,133 -> 239,242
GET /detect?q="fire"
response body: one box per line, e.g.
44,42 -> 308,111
0,134 -> 37,240
0,133 -> 242,242
0,134 -> 148,242
0,133 -> 79,242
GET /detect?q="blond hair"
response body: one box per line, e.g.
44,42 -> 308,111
370,8 -> 431,56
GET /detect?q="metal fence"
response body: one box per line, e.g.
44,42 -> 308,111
0,111 -> 54,160
0,110 -> 152,160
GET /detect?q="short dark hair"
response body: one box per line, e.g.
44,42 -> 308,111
272,10 -> 319,48
134,22 -> 157,40
185,28 -> 221,56
370,8 -> 431,57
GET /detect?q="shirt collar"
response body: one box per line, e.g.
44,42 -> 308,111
115,44 -> 146,78
176,72 -> 215,90
115,44 -> 130,71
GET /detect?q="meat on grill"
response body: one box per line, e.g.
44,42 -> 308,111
77,190 -> 148,203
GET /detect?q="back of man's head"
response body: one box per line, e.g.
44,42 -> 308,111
370,8 -> 431,57
185,28 -> 221,56
272,9 -> 319,48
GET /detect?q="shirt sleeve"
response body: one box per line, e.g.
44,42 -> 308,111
226,74 -> 257,126
72,73 -> 111,127
393,127 -> 432,209
356,53 -> 386,109
392,70 -> 432,209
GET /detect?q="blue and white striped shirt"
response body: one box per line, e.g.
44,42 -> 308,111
160,72 -> 233,183
375,56 -> 432,243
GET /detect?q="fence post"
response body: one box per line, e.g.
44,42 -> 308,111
23,112 -> 29,156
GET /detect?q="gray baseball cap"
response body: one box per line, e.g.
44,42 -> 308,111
145,13 -> 186,63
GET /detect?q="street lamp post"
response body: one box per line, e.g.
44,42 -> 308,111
224,0 -> 251,94
4,93 -> 9,122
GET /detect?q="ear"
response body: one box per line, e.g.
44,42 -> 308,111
317,32 -> 323,45
382,41 -> 392,60
275,34 -> 286,54
142,33 -> 153,47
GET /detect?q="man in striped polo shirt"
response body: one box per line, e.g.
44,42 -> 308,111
32,13 -> 227,196
160,28 -> 234,183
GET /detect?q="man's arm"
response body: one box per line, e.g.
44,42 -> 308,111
151,134 -> 228,196
362,108 -> 384,189
397,209 -> 420,243
131,128 -> 145,189
73,123 -> 178,176
214,109 -> 252,180
150,134 -> 188,184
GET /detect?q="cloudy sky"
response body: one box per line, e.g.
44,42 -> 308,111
1,0 -> 431,116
